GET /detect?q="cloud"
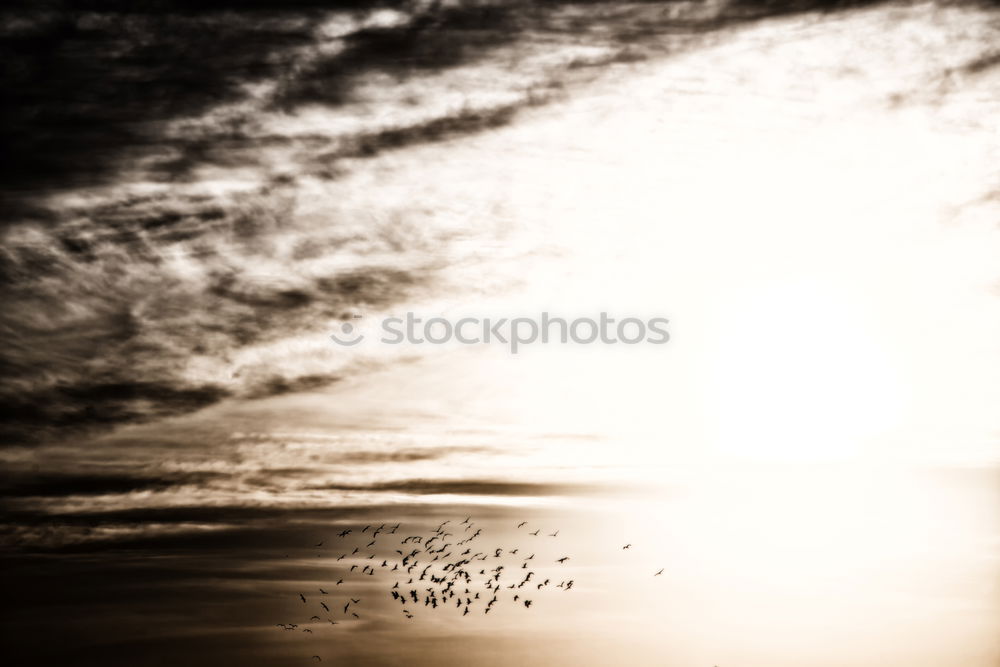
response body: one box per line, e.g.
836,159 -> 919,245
0,8 -> 321,218
307,478 -> 599,497
0,470 -> 226,498
0,380 -> 231,445
0,188 -> 432,445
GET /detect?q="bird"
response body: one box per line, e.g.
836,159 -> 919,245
283,514 -> 622,633
654,569 -> 664,576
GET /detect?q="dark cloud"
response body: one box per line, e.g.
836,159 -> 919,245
2,501 -> 425,529
0,470 -> 225,498
321,100 -> 533,163
0,500 -> 540,553
726,0 -> 883,17
0,7 -> 322,218
0,196 -> 429,445
0,505 -> 366,554
243,373 -> 341,399
958,50 -> 1000,75
1,0 -> 892,223
308,478 -> 600,497
272,1 -> 521,109
0,381 -> 230,445
333,446 -> 490,464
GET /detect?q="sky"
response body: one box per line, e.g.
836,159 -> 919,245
1,1 -> 999,665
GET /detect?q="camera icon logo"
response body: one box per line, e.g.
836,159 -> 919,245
329,316 -> 364,346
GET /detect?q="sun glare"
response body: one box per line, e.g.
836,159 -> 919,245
707,279 -> 903,462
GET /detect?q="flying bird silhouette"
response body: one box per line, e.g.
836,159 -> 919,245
280,514 -> 602,640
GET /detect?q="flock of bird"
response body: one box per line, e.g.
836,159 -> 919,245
277,517 -> 666,662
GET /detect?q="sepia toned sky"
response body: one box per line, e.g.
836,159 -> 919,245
2,1 -> 999,665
